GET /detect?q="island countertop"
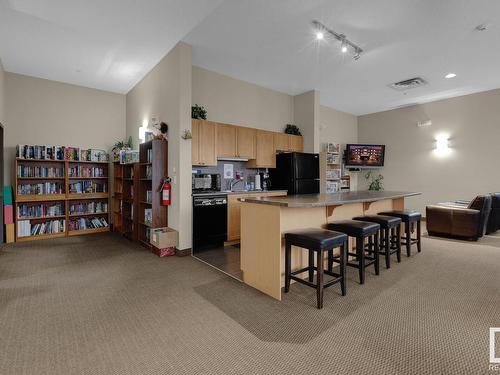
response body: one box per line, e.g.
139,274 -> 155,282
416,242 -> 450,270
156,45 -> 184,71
240,190 -> 421,208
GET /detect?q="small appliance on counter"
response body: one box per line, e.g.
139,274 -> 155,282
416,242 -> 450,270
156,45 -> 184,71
192,173 -> 221,193
254,173 -> 261,191
269,152 -> 319,194
259,169 -> 271,191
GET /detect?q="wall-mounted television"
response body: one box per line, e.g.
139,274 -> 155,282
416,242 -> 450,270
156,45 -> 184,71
345,144 -> 385,168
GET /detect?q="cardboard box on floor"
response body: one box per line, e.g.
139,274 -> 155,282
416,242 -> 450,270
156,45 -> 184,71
150,227 -> 178,250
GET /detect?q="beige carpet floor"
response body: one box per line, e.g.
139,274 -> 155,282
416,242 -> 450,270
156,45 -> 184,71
1,231 -> 500,375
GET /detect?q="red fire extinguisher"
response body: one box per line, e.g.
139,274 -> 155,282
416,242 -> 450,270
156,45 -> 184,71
158,177 -> 172,206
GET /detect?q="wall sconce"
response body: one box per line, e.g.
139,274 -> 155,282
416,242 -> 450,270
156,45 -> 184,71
434,134 -> 451,157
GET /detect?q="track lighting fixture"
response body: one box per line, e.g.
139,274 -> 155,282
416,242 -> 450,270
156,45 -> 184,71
312,20 -> 363,60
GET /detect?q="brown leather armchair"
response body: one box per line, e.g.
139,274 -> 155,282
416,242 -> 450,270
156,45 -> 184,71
426,195 -> 492,240
486,193 -> 500,234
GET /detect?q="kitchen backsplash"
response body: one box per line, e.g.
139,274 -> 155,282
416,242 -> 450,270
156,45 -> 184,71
193,161 -> 269,191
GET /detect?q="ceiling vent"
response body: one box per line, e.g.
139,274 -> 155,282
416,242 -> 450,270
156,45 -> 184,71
389,77 -> 427,91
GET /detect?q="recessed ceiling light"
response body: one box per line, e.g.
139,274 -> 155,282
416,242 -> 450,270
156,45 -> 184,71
445,73 -> 457,79
316,31 -> 324,40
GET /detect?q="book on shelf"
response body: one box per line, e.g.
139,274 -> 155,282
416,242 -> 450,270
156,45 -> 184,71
69,181 -> 107,194
17,203 -> 64,219
144,208 -> 152,226
119,150 -> 139,164
146,190 -> 152,203
326,169 -> 341,180
326,181 -> 340,193
69,201 -> 108,215
17,219 -> 66,237
18,182 -> 64,195
326,153 -> 341,164
145,165 -> 152,179
68,165 -> 106,177
16,144 -> 109,162
68,217 -> 109,231
146,149 -> 152,163
17,165 -> 64,178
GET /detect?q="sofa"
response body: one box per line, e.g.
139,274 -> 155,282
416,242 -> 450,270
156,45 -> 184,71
426,195 -> 492,240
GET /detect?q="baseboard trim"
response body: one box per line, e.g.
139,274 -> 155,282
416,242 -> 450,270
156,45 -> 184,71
176,248 -> 191,257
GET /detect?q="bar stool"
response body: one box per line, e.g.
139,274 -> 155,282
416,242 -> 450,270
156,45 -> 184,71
352,215 -> 402,269
379,210 -> 422,256
284,228 -> 348,309
326,220 -> 380,285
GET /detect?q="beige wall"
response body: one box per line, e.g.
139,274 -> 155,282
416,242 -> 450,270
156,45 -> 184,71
319,105 -> 359,190
294,90 -> 320,153
0,58 -> 5,125
126,42 -> 192,250
5,73 -> 126,185
192,66 -> 294,132
358,88 -> 500,214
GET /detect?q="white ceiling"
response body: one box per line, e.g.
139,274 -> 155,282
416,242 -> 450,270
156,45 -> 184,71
184,0 -> 500,115
0,0 -> 224,93
1,1 -> 500,115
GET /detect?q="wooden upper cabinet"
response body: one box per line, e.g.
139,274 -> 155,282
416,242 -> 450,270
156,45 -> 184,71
236,127 -> 256,159
216,123 -> 237,158
274,133 -> 290,152
247,130 -> 275,168
289,135 -> 304,152
192,119 -> 217,166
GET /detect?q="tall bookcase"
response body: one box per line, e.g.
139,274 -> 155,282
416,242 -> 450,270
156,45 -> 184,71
15,159 -> 110,241
137,139 -> 168,248
113,162 -> 123,234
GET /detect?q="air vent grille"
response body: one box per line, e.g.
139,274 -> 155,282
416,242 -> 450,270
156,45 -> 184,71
389,77 -> 427,91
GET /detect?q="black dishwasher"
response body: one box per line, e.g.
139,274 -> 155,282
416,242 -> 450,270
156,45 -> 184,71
192,195 -> 228,253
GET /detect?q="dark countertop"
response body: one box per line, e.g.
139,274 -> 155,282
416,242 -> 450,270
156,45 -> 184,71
239,191 -> 421,208
192,190 -> 287,197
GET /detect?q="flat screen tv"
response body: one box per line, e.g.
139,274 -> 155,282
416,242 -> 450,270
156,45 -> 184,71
345,144 -> 385,168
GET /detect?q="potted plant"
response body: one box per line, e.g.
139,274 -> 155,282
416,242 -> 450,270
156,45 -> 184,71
365,171 -> 384,191
284,124 -> 301,136
192,104 -> 207,120
111,136 -> 133,162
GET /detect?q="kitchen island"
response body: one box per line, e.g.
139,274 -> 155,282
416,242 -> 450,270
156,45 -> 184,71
239,191 -> 420,300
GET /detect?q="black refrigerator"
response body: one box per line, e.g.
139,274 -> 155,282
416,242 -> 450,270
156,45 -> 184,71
269,152 -> 320,195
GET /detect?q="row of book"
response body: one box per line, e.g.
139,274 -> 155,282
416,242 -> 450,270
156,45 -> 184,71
68,217 -> 109,231
69,181 -> 107,194
69,202 -> 108,215
18,182 -> 64,195
146,149 -> 153,163
17,144 -> 109,162
146,190 -> 152,203
17,219 -> 66,237
144,208 -> 152,226
145,165 -> 152,179
17,203 -> 65,219
68,166 -> 106,178
17,165 -> 64,178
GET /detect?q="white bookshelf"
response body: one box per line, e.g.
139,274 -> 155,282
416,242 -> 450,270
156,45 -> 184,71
320,143 -> 350,194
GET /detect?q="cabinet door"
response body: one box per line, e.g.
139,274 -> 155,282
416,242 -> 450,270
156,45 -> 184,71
289,135 -> 304,152
256,130 -> 275,167
236,127 -> 256,158
198,121 -> 217,166
274,133 -> 290,152
227,194 -> 245,241
191,119 -> 200,165
217,124 -> 237,158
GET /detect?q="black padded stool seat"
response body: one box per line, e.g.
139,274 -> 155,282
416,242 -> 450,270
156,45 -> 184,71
327,220 -> 380,237
284,228 -> 348,309
379,210 -> 422,256
353,215 -> 402,269
379,210 -> 421,222
352,215 -> 401,228
285,228 -> 347,250
327,220 -> 381,285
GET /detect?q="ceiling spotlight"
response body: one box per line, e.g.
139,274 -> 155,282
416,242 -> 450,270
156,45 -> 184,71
475,23 -> 488,32
341,41 -> 348,53
312,20 -> 363,60
445,73 -> 456,79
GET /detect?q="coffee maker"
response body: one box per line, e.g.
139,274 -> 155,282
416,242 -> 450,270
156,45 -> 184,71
259,169 -> 271,191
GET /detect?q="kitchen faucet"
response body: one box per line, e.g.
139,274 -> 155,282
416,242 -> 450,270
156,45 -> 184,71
227,178 -> 243,192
